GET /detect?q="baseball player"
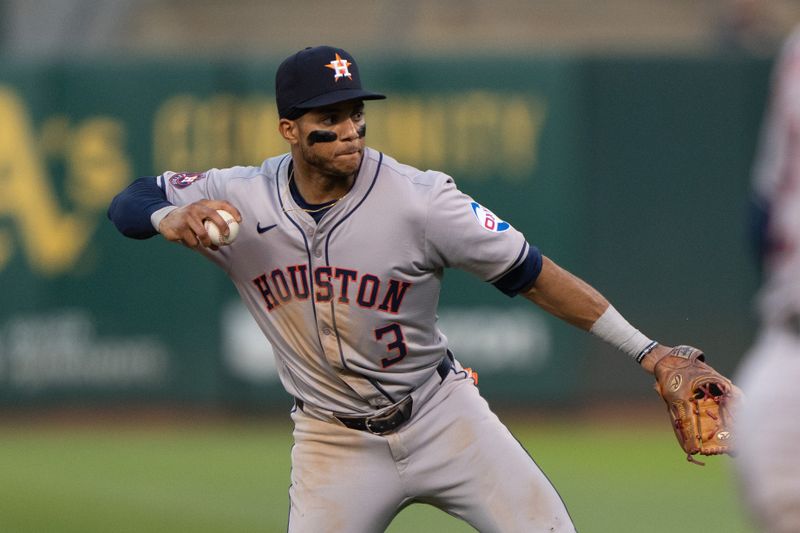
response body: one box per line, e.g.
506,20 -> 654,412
108,46 -> 713,532
734,26 -> 800,533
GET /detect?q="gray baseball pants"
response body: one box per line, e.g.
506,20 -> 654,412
288,363 -> 576,532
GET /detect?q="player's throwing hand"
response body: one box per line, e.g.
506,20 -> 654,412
159,199 -> 241,249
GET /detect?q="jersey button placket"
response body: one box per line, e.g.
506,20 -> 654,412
314,231 -> 324,258
309,233 -> 340,367
317,320 -> 341,368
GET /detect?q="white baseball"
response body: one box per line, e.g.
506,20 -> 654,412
204,209 -> 239,246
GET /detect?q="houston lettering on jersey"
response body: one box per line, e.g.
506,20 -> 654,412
252,265 -> 411,314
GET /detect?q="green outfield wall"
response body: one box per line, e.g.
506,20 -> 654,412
0,56 -> 768,408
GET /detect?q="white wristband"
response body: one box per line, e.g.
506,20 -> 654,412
151,205 -> 179,233
590,305 -> 657,363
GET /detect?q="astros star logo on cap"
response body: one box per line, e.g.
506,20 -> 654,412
325,53 -> 352,81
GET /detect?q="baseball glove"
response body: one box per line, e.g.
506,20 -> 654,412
653,345 -> 740,466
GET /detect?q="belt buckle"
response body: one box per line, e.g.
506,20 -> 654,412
365,396 -> 412,435
364,416 -> 384,435
364,407 -> 397,435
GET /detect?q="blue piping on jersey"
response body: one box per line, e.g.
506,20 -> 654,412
488,241 -> 528,284
323,151 -> 385,262
322,152 -> 395,403
275,155 -> 330,364
492,244 -> 543,297
277,155 -> 391,405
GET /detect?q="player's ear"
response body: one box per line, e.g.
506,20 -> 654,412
278,118 -> 300,145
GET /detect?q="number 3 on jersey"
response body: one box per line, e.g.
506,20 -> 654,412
375,323 -> 407,367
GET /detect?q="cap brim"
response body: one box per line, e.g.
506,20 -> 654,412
294,88 -> 386,110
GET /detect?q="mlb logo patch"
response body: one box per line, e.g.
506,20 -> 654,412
470,202 -> 510,233
169,172 -> 206,189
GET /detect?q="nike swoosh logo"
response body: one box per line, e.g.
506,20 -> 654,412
256,222 -> 277,234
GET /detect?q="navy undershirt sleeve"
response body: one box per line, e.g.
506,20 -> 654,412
492,245 -> 543,297
107,177 -> 172,239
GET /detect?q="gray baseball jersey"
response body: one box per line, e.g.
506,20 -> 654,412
110,42 -> 574,530
139,146 -> 575,531
158,147 -> 535,415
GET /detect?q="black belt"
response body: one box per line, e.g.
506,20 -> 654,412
296,355 -> 453,435
336,395 -> 413,434
436,352 -> 454,381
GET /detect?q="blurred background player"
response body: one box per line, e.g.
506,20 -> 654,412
735,21 -> 800,533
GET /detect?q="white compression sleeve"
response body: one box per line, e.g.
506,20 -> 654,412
151,205 -> 179,232
589,305 -> 658,363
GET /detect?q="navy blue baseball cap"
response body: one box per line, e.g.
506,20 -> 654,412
276,45 -> 386,119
